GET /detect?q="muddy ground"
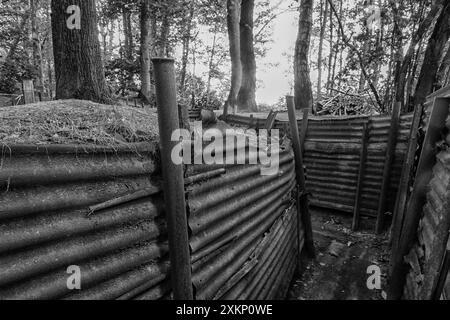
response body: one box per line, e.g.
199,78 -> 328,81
288,208 -> 390,300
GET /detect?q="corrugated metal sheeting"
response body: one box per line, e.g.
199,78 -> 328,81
225,113 -> 413,217
186,144 -> 299,300
0,143 -> 172,300
0,139 -> 301,300
403,114 -> 450,300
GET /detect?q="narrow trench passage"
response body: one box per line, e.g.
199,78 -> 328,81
288,209 -> 390,300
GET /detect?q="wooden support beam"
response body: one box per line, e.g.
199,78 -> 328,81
299,108 -> 310,154
388,97 -> 450,300
390,104 -> 424,250
376,102 -> 402,234
264,110 -> 278,130
352,122 -> 369,231
286,96 -> 315,259
22,80 -> 35,104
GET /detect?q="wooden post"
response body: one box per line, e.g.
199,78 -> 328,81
390,104 -> 424,250
352,122 -> 369,231
376,101 -> 402,234
22,80 -> 35,104
152,58 -> 193,300
299,108 -> 310,154
264,110 -> 278,130
286,96 -> 315,259
388,97 -> 450,300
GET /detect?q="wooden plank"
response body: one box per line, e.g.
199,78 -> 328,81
352,122 -> 370,231
376,101 -> 402,234
389,97 -> 450,300
286,96 -> 315,259
390,104 -> 424,251
299,108 -> 310,154
264,110 -> 278,130
22,80 -> 35,104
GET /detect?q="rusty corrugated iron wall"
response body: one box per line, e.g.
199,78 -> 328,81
0,140 -> 301,300
403,113 -> 450,300
224,113 -> 414,218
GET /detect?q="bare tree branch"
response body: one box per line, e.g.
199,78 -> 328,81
327,0 -> 384,111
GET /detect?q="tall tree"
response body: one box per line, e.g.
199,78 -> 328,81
394,0 -> 444,107
139,0 -> 153,103
294,0 -> 314,111
237,0 -> 258,112
51,0 -> 111,103
327,3 -> 334,94
316,0 -> 328,101
122,5 -> 133,60
30,0 -> 45,96
436,45 -> 450,89
327,0 -> 383,110
224,0 -> 242,115
180,0 -> 195,98
414,1 -> 450,107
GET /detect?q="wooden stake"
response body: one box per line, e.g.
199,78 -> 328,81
390,104 -> 424,250
286,96 -> 315,259
376,101 -> 402,234
352,122 -> 369,231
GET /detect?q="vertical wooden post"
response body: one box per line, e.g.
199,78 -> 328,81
376,102 -> 402,234
352,122 -> 369,231
22,80 -> 35,104
286,96 -> 315,259
152,58 -> 193,300
390,104 -> 424,250
389,98 -> 450,300
299,108 -> 310,154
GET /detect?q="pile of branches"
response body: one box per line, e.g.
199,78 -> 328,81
316,89 -> 378,116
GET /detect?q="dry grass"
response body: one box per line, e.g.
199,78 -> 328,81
0,100 -> 160,146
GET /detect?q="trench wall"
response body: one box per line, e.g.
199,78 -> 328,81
403,111 -> 450,300
225,113 -> 414,218
0,140 -> 301,300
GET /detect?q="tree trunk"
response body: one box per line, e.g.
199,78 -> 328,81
327,5 -> 334,94
317,0 -> 328,101
180,2 -> 195,99
47,55 -> 53,99
237,0 -> 258,112
436,44 -> 450,89
330,0 -> 341,94
158,2 -> 172,57
30,0 -> 45,96
414,2 -> 450,107
327,0 -> 383,110
139,0 -> 153,104
122,6 -> 133,60
358,40 -> 369,92
395,0 -> 444,107
224,0 -> 242,116
51,0 -> 112,103
206,30 -> 218,106
294,0 -> 313,111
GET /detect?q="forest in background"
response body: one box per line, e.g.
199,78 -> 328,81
0,0 -> 449,116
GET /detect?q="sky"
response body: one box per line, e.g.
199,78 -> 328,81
256,3 -> 298,105
186,1 -> 300,106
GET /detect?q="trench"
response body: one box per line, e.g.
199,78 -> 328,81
287,208 -> 389,300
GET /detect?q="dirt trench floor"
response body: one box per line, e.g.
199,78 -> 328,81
288,209 -> 391,300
